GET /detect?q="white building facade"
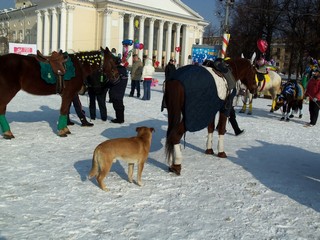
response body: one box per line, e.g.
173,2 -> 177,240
0,0 -> 208,67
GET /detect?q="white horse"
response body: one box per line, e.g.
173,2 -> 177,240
239,66 -> 282,114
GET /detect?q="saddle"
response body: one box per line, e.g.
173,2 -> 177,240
33,50 -> 67,94
203,58 -> 236,90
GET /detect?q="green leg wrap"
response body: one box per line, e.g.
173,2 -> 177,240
0,114 -> 10,133
57,115 -> 67,130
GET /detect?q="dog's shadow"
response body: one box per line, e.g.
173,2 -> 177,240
74,159 -> 128,186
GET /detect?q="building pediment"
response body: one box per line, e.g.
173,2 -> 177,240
107,0 -> 205,22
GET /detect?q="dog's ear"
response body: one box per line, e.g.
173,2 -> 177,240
150,127 -> 155,132
136,127 -> 140,132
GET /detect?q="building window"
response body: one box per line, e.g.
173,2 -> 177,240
19,30 -> 23,42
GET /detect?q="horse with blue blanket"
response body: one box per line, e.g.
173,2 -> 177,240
274,80 -> 304,121
164,58 -> 257,175
0,47 -> 119,139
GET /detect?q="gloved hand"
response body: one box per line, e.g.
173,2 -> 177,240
313,98 -> 318,102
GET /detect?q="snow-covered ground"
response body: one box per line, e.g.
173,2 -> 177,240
1,72 -> 319,240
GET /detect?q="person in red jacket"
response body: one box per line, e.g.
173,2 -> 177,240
305,69 -> 320,126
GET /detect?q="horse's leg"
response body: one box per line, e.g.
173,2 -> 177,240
280,103 -> 287,121
205,120 -> 215,154
247,93 -> 253,115
167,121 -> 185,175
239,93 -> 247,113
0,91 -> 19,139
217,113 -> 228,158
58,94 -> 74,137
298,100 -> 303,118
0,112 -> 14,139
270,91 -> 278,112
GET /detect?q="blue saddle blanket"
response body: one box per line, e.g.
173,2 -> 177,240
171,65 -> 224,132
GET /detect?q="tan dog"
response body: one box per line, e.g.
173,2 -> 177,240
88,127 -> 154,191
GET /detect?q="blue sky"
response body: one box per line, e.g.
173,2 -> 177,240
0,0 -> 15,9
0,0 -> 218,25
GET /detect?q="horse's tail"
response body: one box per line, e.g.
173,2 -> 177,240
165,80 -> 184,163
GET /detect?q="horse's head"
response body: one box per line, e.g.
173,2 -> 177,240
36,50 -> 67,76
100,47 -> 120,84
274,94 -> 285,111
226,58 -> 258,94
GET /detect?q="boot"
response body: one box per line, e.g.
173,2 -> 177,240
67,115 -> 74,125
80,118 -> 94,127
111,109 -> 124,124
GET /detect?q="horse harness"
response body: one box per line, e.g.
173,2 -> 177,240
33,50 -> 67,94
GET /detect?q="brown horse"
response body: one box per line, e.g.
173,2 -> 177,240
0,47 -> 119,139
165,58 -> 257,175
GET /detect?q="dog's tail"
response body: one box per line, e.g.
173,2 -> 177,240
88,148 -> 100,179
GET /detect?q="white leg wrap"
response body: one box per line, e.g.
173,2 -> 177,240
218,135 -> 224,153
173,144 -> 183,165
206,133 -> 213,150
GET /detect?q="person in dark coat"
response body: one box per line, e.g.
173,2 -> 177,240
161,59 -> 177,111
305,69 -> 320,126
109,59 -> 129,124
164,59 -> 176,80
86,70 -> 108,121
67,94 -> 94,127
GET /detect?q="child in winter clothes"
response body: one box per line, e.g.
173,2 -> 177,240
141,59 -> 155,100
305,69 -> 320,126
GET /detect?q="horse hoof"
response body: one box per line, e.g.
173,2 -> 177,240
270,109 -> 274,113
239,110 -> 245,113
217,152 -> 227,158
63,127 -> 71,135
247,112 -> 252,115
285,118 -> 290,122
58,130 -> 68,137
205,149 -> 214,155
299,114 -> 303,119
289,114 -> 294,118
280,117 -> 285,121
3,131 -> 15,139
168,164 -> 181,176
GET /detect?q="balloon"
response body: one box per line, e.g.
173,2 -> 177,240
122,39 -> 133,46
139,43 -> 144,50
134,19 -> 139,29
175,46 -> 181,52
134,43 -> 140,49
257,39 -> 268,53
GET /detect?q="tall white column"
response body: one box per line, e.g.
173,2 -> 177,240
157,19 -> 164,68
102,9 -> 112,48
181,25 -> 189,66
199,28 -> 204,45
175,23 -> 181,66
36,10 -> 43,52
138,16 -> 145,60
148,18 -> 155,60
165,21 -> 173,64
50,8 -> 58,51
128,14 -> 135,65
59,3 -> 67,51
118,12 -> 125,57
43,9 -> 50,55
66,6 -> 75,51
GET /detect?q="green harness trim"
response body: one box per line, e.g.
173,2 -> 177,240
57,115 -> 67,130
0,114 -> 10,133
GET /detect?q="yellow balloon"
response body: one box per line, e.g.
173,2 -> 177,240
134,19 -> 139,28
